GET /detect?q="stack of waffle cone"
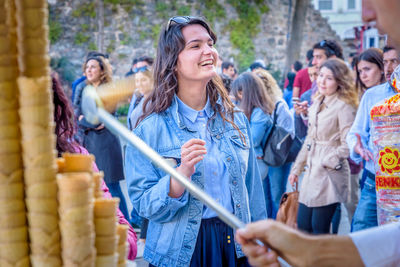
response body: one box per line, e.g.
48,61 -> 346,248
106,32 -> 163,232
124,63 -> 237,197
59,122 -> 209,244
14,0 -> 50,78
57,153 -> 96,267
57,172 -> 95,267
94,197 -> 120,267
17,75 -> 60,266
116,224 -> 129,267
0,1 -> 28,266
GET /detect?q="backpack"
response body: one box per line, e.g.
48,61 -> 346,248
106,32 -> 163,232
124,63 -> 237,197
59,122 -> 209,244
262,102 -> 302,166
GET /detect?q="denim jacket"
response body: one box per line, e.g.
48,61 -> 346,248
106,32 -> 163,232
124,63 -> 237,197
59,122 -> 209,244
250,107 -> 273,158
125,96 -> 267,267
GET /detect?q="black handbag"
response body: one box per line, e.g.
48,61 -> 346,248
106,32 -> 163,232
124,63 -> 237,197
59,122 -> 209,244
262,102 -> 303,166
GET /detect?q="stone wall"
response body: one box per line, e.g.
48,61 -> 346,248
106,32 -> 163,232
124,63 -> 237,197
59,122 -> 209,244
49,0 -> 344,84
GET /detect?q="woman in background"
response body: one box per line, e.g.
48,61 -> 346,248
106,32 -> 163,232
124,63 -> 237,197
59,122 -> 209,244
231,72 -> 274,212
254,68 -> 294,219
355,47 -> 385,97
78,55 -> 130,220
289,58 -> 358,234
52,72 -> 137,259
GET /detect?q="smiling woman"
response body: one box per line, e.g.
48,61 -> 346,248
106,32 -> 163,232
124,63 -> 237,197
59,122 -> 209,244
124,16 -> 266,267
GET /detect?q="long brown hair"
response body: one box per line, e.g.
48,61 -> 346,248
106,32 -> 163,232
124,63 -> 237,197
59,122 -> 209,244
231,72 -> 274,120
319,58 -> 359,108
136,17 -> 241,137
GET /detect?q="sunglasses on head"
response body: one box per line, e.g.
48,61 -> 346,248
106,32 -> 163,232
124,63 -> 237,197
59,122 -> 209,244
133,66 -> 149,74
319,40 -> 336,56
165,16 -> 194,33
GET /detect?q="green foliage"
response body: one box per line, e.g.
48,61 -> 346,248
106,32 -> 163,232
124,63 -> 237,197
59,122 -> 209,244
50,56 -> 76,84
81,23 -> 90,31
151,24 -> 161,47
74,32 -> 90,45
118,53 -> 128,59
202,0 -> 226,23
177,4 -> 191,15
49,19 -> 63,44
106,39 -> 116,54
72,2 -> 96,18
88,42 -> 98,51
120,32 -> 133,45
226,0 -> 269,70
155,1 -> 169,19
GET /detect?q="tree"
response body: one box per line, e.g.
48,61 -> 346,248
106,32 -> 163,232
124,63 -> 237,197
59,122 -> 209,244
284,0 -> 309,83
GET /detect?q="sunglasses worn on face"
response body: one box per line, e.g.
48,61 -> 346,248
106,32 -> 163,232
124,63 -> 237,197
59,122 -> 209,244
166,16 -> 194,33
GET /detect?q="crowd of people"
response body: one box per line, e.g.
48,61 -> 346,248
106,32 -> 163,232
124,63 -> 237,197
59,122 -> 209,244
53,0 -> 400,265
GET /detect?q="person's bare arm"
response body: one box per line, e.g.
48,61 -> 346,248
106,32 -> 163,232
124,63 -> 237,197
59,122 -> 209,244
236,220 -> 364,267
292,86 -> 300,99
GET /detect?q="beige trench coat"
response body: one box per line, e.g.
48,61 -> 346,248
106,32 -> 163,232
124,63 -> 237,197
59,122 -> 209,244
291,93 -> 357,207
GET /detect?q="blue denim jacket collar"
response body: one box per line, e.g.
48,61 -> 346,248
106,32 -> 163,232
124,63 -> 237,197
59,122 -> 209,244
170,94 -> 216,132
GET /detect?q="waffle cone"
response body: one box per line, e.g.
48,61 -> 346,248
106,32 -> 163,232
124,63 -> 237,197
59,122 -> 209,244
0,154 -> 22,177
19,90 -> 52,107
0,139 -> 20,153
63,249 -> 95,267
23,150 -> 57,168
62,233 -> 95,262
16,7 -> 48,29
0,81 -> 17,99
94,217 -> 117,236
61,152 -> 95,173
30,255 -> 61,267
56,172 -> 92,192
19,104 -> 53,125
0,257 -> 30,267
0,97 -> 18,110
29,228 -> 60,250
20,123 -> 54,140
94,197 -> 119,218
0,169 -> 23,184
18,37 -> 48,55
0,110 -> 19,125
26,180 -> 57,198
30,241 -> 61,256
116,224 -> 129,245
60,221 -> 93,237
0,183 -> 23,199
93,171 -> 104,196
0,226 -> 27,243
15,0 -> 48,9
118,261 -> 127,267
0,199 -> 25,213
27,213 -> 58,232
0,243 -> 29,262
26,198 -> 58,215
58,190 -> 93,209
0,211 -> 26,228
59,204 -> 93,223
17,76 -> 51,97
117,242 -> 129,263
0,124 -> 20,139
95,253 -> 118,267
0,66 -> 18,82
21,133 -> 56,157
17,24 -> 48,39
24,165 -> 56,185
23,65 -> 50,78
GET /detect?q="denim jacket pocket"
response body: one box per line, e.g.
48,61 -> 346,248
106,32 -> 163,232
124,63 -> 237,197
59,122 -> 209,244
229,134 -> 250,150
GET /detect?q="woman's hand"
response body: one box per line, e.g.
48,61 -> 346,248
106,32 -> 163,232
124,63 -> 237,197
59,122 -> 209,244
288,174 -> 298,187
169,139 -> 207,198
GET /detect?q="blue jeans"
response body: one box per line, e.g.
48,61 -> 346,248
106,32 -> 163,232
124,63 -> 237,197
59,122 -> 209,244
351,175 -> 377,232
107,181 -> 130,221
267,162 -> 292,219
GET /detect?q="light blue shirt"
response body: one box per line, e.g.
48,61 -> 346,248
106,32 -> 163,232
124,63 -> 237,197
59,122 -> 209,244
347,82 -> 396,173
176,96 -> 234,218
350,222 -> 400,267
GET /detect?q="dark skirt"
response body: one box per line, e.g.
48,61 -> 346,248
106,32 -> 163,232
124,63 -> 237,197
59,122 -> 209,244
83,127 -> 124,183
190,217 -> 250,267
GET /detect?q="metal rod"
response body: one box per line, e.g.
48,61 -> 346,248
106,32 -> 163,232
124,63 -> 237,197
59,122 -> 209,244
97,108 -> 246,230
